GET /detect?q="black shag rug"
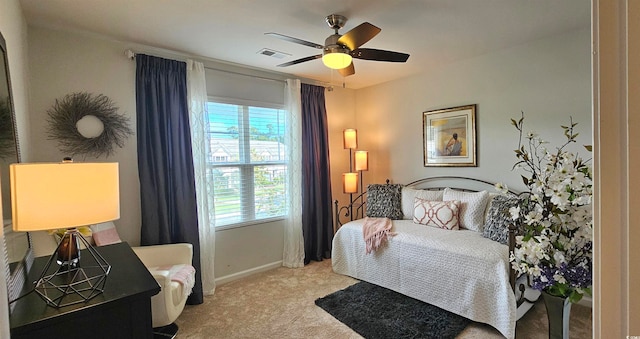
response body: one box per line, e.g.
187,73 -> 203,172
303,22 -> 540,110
315,281 -> 471,339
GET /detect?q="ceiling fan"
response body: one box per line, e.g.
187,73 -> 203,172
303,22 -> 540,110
265,14 -> 410,77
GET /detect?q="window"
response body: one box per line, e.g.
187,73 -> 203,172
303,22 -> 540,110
206,101 -> 287,227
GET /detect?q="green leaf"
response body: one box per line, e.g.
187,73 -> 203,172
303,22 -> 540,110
568,290 -> 583,303
521,175 -> 530,186
584,145 -> 593,152
583,287 -> 592,297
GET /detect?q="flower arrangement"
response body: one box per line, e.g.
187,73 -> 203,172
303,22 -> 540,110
498,112 -> 592,303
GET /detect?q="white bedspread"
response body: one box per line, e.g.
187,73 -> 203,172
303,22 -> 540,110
332,219 -> 517,339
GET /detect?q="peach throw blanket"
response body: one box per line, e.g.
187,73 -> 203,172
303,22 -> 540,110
362,217 -> 396,254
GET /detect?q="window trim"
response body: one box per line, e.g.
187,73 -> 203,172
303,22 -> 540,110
214,216 -> 285,232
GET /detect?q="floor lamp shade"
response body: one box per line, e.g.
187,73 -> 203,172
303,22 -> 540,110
343,129 -> 357,149
343,173 -> 359,194
10,162 -> 120,232
355,151 -> 368,171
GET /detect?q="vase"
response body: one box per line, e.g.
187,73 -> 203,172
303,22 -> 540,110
542,291 -> 572,339
56,229 -> 80,269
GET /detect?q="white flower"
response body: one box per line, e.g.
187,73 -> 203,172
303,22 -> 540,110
553,251 -> 566,264
524,210 -> 543,225
495,182 -> 509,194
549,190 -> 570,209
508,114 -> 593,298
530,266 -> 541,276
509,206 -> 521,220
553,273 -> 567,284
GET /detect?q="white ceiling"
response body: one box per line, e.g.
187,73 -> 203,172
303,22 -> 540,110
19,0 -> 591,89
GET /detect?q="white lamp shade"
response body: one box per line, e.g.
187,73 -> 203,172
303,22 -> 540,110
343,173 -> 359,194
343,129 -> 357,149
355,151 -> 369,171
10,162 -> 120,231
322,52 -> 352,70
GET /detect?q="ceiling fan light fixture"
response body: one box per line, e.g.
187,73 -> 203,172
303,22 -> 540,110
322,46 -> 352,69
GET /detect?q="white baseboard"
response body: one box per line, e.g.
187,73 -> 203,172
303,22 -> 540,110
214,261 -> 282,285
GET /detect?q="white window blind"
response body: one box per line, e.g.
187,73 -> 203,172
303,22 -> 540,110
206,101 -> 288,226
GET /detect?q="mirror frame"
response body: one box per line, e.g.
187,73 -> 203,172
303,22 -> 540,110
0,30 -> 31,308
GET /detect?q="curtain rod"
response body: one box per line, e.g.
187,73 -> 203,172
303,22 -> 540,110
125,49 -> 289,85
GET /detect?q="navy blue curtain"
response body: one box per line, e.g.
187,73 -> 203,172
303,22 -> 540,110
135,54 -> 203,304
300,83 -> 333,264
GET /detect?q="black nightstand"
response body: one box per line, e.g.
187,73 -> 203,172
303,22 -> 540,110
10,242 -> 160,339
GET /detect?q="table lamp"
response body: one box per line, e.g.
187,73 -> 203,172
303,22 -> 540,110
10,160 -> 120,308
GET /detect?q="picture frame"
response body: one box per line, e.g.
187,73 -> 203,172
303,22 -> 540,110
423,104 -> 477,167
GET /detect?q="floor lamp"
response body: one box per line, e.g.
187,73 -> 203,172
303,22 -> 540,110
10,161 -> 120,308
342,129 -> 358,220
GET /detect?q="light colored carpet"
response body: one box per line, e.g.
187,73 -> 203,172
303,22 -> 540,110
175,259 -> 592,338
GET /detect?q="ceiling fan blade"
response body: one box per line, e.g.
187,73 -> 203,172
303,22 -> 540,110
338,62 -> 355,77
265,33 -> 324,49
337,22 -> 381,50
276,54 -> 322,67
351,48 -> 410,62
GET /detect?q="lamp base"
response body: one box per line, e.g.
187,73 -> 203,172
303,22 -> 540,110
34,229 -> 111,308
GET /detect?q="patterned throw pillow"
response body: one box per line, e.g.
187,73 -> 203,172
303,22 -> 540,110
366,184 -> 403,220
413,198 -> 461,230
401,187 -> 444,220
442,188 -> 491,232
482,195 -> 526,244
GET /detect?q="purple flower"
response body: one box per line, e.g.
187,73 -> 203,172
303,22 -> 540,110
565,258 -> 592,288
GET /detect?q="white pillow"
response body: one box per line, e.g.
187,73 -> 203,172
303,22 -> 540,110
413,198 -> 461,230
443,188 -> 491,232
401,187 -> 443,220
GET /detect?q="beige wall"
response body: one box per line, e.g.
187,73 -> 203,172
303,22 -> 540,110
353,28 -> 592,192
28,27 -> 141,245
325,86 -> 357,225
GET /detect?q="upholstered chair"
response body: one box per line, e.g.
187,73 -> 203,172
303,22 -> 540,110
89,222 -> 195,332
131,243 -> 194,328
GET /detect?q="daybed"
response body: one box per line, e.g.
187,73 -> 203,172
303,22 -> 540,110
331,177 -> 538,339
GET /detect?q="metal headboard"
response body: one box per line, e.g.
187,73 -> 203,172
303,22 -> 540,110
334,176 -> 519,227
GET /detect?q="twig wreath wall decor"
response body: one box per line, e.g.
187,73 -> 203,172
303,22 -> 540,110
47,92 -> 133,158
